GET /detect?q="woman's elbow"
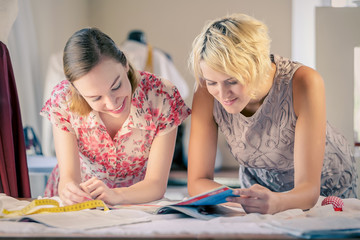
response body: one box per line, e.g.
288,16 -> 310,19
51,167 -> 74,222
150,180 -> 168,200
304,185 -> 321,210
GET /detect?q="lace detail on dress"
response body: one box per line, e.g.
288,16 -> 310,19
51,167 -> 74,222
214,55 -> 358,197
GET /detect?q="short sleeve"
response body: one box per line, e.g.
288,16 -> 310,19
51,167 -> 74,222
40,80 -> 75,134
131,72 -> 191,136
155,78 -> 191,136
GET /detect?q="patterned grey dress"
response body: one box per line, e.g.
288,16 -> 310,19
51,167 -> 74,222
213,55 -> 358,198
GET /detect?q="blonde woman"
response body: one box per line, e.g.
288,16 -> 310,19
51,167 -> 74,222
188,13 -> 357,214
41,28 -> 191,205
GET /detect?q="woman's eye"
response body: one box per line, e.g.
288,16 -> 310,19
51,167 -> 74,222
206,81 -> 216,86
228,81 -> 238,85
112,82 -> 121,91
92,96 -> 101,102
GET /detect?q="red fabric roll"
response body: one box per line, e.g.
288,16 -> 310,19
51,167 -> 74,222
0,41 -> 31,198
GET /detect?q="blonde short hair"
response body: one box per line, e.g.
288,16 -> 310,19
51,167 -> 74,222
189,13 -> 272,98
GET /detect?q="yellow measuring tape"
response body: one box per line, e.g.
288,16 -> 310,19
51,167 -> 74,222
1,199 -> 109,218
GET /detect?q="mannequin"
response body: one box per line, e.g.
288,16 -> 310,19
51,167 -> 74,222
127,30 -> 147,44
121,30 -> 189,99
0,0 -> 18,45
42,52 -> 64,156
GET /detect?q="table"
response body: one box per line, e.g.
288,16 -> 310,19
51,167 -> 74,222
1,195 -> 360,239
0,232 -> 294,239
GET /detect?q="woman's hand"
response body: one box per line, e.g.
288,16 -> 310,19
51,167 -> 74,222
227,184 -> 281,214
80,177 -> 120,205
59,181 -> 92,205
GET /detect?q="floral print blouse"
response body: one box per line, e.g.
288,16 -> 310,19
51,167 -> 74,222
40,71 -> 191,197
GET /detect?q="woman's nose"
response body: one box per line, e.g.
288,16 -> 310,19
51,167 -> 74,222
218,84 -> 229,99
105,95 -> 118,109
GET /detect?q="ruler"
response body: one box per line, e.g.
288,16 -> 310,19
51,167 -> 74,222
1,199 -> 109,218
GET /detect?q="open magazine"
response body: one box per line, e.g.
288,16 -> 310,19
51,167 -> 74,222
114,185 -> 244,220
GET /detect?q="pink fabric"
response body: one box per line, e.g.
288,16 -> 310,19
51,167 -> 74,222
41,71 -> 191,197
0,41 -> 31,198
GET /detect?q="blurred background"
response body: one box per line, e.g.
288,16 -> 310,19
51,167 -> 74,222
3,0 -> 360,197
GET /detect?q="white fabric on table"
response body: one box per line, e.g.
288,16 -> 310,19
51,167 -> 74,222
1,194 -> 360,238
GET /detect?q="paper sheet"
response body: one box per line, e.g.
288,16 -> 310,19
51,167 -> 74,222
263,197 -> 360,238
0,194 -> 150,229
15,209 -> 150,229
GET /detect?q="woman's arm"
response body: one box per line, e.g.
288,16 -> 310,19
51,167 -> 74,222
283,65 -> 326,209
81,127 -> 178,205
187,84 -> 222,196
230,66 -> 326,213
53,126 -> 91,205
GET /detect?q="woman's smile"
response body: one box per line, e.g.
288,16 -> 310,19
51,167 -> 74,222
222,97 -> 238,106
109,97 -> 126,114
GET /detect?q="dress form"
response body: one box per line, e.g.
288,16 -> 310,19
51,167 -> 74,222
127,30 -> 147,44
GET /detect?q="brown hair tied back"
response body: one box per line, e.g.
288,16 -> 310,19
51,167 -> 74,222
63,28 -> 139,115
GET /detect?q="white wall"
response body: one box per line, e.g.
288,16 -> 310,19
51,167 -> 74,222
30,0 -> 90,101
355,47 -> 360,143
316,7 -> 360,144
316,7 -> 360,196
292,0 -> 321,69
